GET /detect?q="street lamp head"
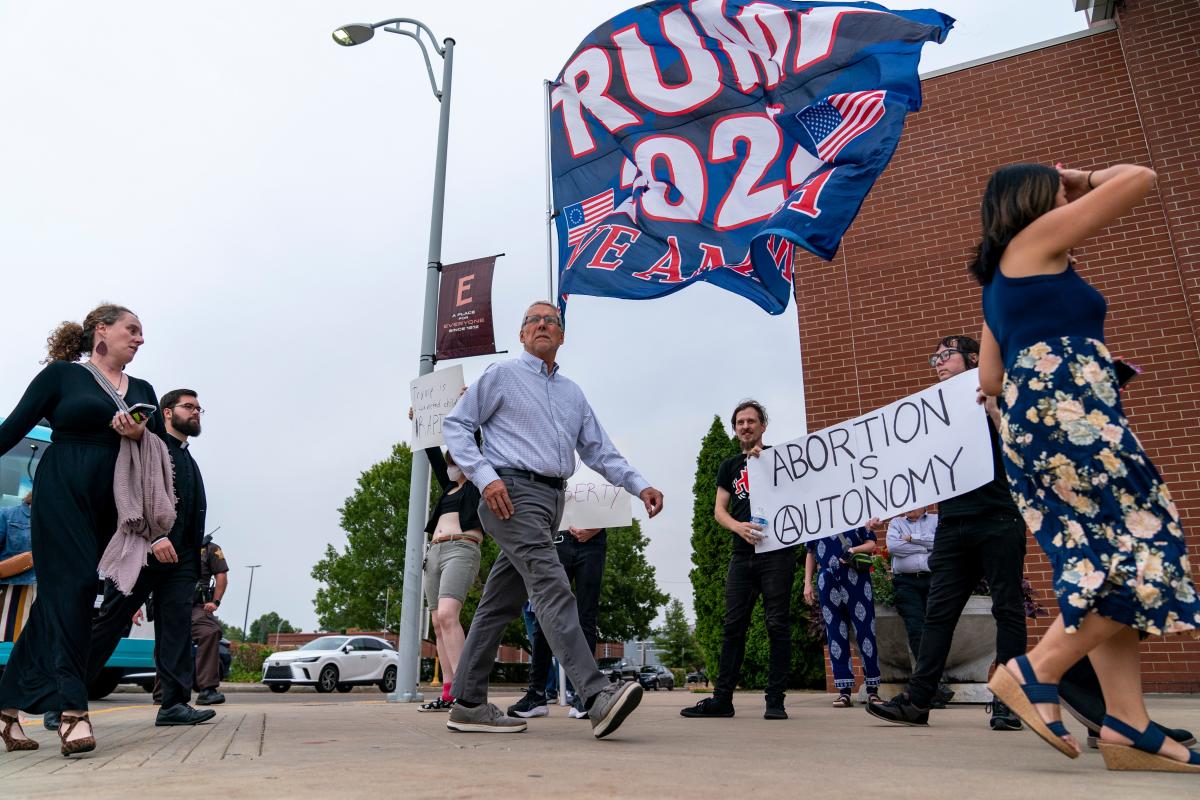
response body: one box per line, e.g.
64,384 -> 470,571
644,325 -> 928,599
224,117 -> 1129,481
332,24 -> 375,46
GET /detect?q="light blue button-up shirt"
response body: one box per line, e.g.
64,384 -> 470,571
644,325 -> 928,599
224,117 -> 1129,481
443,350 -> 649,497
887,512 -> 938,574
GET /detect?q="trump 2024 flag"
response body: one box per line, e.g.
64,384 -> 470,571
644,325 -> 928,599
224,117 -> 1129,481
550,1 -> 952,315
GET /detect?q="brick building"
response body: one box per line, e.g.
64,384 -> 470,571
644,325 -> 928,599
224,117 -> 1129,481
800,0 -> 1200,692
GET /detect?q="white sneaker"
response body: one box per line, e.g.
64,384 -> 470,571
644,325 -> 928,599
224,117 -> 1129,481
568,704 -> 589,719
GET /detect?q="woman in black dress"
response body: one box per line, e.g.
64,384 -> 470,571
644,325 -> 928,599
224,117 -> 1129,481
0,304 -> 162,756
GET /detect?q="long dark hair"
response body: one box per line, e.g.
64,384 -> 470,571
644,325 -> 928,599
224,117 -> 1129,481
969,164 -> 1060,285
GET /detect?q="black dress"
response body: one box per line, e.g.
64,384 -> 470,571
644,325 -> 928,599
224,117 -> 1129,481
0,360 -> 161,713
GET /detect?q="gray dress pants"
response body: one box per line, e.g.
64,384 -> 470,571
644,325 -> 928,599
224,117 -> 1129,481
454,476 -> 610,705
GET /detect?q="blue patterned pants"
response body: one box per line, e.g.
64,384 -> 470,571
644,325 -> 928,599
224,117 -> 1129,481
819,566 -> 880,691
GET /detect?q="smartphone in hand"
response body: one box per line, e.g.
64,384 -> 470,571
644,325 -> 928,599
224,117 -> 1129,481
125,403 -> 158,424
1114,360 -> 1142,388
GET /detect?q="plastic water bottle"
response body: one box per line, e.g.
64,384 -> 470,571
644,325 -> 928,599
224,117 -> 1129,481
751,506 -> 769,542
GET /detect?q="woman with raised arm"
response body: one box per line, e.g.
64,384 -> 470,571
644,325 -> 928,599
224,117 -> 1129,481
973,162 -> 1200,774
0,304 -> 163,757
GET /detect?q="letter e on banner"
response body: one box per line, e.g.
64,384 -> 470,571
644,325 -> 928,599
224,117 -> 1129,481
436,255 -> 500,361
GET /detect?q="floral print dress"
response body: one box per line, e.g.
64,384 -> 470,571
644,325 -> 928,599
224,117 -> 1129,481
998,337 -> 1200,635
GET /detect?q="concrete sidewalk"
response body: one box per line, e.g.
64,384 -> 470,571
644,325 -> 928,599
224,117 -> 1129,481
2,690 -> 1197,798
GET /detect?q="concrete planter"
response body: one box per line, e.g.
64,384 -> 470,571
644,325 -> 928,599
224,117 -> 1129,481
865,595 -> 997,703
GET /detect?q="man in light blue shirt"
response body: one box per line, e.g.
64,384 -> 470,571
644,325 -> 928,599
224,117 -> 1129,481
442,300 -> 663,740
886,507 -> 937,669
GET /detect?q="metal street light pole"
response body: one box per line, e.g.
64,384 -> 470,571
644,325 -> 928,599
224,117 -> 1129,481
333,18 -> 454,703
242,564 -> 262,641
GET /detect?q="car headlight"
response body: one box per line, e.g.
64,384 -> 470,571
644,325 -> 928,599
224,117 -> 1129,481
296,657 -> 320,663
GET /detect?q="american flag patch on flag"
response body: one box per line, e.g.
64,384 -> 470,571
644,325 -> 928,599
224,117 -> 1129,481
797,90 -> 887,162
563,188 -> 615,245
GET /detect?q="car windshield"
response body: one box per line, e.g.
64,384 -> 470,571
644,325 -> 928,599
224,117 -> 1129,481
300,636 -> 348,651
640,666 -> 655,672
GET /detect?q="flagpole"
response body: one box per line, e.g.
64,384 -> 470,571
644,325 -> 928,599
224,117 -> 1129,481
543,78 -> 555,299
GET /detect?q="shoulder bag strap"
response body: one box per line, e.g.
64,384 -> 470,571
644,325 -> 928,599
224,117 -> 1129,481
80,361 -> 130,413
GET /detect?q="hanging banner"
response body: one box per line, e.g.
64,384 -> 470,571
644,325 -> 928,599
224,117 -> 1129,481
747,370 -> 992,552
410,365 -> 466,450
560,466 -> 634,530
436,256 -> 498,361
549,2 -> 953,315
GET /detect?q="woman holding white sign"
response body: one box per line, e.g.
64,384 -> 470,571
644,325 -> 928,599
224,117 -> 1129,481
417,442 -> 483,713
974,161 -> 1200,773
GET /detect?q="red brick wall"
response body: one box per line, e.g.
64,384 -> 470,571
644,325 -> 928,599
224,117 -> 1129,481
801,1 -> 1200,693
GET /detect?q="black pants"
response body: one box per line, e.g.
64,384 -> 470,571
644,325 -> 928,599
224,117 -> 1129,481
88,563 -> 198,710
714,546 -> 797,702
908,514 -> 1027,708
528,531 -> 607,693
892,572 -> 932,666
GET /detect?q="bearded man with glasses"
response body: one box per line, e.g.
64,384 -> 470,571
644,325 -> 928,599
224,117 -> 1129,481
442,301 -> 663,739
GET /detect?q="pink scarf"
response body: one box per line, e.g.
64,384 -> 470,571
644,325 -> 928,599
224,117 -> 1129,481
97,433 -> 176,594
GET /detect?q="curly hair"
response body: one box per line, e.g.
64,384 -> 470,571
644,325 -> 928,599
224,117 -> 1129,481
44,303 -> 135,363
730,399 -> 768,429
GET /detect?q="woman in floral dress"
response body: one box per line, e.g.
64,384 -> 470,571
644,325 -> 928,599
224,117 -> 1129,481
973,162 -> 1200,773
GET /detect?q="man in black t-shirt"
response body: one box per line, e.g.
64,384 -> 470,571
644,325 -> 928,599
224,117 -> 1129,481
681,400 -> 796,721
868,336 -> 1027,730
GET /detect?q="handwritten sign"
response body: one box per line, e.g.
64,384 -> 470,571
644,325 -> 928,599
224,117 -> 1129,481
409,365 -> 465,450
747,370 -> 993,553
560,467 -> 632,530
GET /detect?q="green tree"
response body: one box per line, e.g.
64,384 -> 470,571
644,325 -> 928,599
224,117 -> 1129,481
219,621 -> 245,642
688,415 -> 826,690
310,443 -> 523,647
653,598 -> 702,669
311,443 -> 413,631
598,520 -> 668,642
248,611 -> 297,644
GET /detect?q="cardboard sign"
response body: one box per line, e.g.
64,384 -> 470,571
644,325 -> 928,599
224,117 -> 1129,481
409,365 -> 465,450
747,370 -> 994,552
559,467 -> 633,530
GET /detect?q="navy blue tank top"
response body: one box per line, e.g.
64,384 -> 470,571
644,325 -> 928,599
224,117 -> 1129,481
981,263 -> 1107,367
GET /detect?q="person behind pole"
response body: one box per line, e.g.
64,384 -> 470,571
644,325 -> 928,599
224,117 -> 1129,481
0,304 -> 162,756
193,532 -> 229,705
508,526 -> 606,720
681,400 -> 796,721
974,161 -> 1200,772
0,493 -> 36,643
441,300 -> 663,738
417,440 -> 483,712
45,389 -> 217,730
868,335 -> 1027,730
805,525 -> 882,707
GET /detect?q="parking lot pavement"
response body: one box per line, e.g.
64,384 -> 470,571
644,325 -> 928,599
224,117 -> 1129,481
2,690 -> 1197,798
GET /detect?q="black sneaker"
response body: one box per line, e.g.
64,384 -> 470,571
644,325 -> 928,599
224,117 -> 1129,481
865,692 -> 929,727
764,696 -> 787,720
987,698 -> 1023,731
506,690 -> 549,718
929,684 -> 955,709
680,697 -> 735,718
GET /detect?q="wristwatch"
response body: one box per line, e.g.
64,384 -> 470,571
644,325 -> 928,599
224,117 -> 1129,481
211,599 -> 221,607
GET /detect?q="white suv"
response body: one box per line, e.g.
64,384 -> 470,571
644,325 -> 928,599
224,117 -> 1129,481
262,635 -> 399,694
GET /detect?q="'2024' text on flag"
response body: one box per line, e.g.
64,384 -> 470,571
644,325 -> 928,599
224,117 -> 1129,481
550,1 -> 953,315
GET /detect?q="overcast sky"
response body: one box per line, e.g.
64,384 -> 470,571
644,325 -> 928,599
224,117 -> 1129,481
0,2 -> 1088,632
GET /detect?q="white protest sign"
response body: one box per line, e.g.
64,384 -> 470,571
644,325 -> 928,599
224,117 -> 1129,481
409,365 -> 465,450
560,466 -> 632,530
747,369 -> 993,553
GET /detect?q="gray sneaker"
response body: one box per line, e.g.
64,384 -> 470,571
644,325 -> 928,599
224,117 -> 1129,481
589,680 -> 643,739
446,702 -> 528,734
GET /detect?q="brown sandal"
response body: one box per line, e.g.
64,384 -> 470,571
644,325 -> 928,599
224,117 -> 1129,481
1,711 -> 39,752
58,713 -> 95,757
832,693 -> 852,708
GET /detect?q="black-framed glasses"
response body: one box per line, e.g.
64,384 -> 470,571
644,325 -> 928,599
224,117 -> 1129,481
523,314 -> 562,328
928,349 -> 963,368
171,403 -> 205,415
